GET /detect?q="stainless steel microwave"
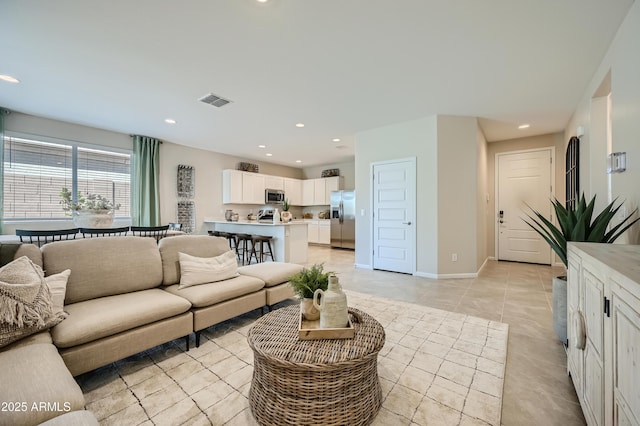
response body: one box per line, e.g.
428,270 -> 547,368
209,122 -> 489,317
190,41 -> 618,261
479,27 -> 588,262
265,188 -> 285,205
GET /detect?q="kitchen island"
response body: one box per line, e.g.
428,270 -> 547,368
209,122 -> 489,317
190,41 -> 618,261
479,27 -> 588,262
204,219 -> 308,264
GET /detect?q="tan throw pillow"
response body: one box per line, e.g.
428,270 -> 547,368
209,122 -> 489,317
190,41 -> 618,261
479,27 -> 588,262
45,269 -> 71,315
178,250 -> 239,289
0,256 -> 66,348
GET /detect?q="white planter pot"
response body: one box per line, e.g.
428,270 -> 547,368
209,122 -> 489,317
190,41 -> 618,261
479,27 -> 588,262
553,276 -> 568,345
300,298 -> 320,320
73,210 -> 114,228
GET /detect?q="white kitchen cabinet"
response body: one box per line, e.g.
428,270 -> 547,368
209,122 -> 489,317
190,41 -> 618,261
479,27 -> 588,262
222,170 -> 265,205
284,178 -> 302,206
318,220 -> 331,244
323,176 -> 343,204
567,243 -> 640,426
264,175 -> 284,191
242,172 -> 265,204
302,180 -> 315,206
313,179 -> 326,205
306,220 -> 319,243
222,170 -> 244,204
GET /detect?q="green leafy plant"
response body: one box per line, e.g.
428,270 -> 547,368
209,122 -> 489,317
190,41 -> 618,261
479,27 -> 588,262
282,198 -> 290,211
525,193 -> 639,267
59,187 -> 121,214
289,263 -> 332,299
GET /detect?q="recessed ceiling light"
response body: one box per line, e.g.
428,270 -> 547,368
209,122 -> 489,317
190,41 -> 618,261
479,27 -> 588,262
164,118 -> 177,124
266,153 -> 273,157
295,123 -> 305,128
258,144 -> 266,148
295,160 -> 302,163
332,138 -> 341,142
257,0 -> 269,2
0,74 -> 20,83
518,124 -> 530,129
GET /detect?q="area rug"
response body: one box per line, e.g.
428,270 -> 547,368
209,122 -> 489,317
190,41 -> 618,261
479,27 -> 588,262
77,291 -> 509,426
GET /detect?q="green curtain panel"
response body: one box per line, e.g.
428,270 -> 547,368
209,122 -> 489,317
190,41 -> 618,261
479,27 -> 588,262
0,109 -> 6,235
132,135 -> 161,226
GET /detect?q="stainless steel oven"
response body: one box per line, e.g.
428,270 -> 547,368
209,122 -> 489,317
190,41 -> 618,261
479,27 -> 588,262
265,188 -> 285,205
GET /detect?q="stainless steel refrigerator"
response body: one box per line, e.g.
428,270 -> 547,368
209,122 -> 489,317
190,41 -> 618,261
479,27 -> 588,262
330,190 -> 355,249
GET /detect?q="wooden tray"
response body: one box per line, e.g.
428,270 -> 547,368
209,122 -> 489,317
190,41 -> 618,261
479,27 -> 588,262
298,314 -> 355,340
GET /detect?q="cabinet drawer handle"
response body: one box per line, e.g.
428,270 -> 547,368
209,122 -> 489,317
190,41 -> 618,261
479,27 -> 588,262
572,310 -> 586,350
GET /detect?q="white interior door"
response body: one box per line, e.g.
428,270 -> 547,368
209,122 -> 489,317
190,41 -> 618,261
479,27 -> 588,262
372,159 -> 415,274
497,149 -> 553,264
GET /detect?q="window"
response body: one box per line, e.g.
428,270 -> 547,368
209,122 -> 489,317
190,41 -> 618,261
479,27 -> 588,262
3,134 -> 131,220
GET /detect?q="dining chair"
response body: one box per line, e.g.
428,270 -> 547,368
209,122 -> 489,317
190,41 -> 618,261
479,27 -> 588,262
80,226 -> 130,238
15,228 -> 80,247
130,225 -> 170,242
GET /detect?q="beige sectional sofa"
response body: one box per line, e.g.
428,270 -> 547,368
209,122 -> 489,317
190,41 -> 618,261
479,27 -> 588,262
0,235 -> 302,425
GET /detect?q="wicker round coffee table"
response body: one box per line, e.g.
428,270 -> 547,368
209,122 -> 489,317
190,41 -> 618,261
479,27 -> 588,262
247,305 -> 385,426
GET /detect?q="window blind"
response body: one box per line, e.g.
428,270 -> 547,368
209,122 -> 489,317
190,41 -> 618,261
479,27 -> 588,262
3,135 -> 131,220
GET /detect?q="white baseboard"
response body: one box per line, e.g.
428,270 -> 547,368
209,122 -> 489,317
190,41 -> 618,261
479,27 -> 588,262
354,263 -> 373,270
414,271 -> 478,279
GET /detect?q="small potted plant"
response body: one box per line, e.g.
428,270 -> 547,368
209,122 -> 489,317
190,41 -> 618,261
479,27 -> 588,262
60,187 -> 121,228
289,263 -> 331,320
281,198 -> 292,223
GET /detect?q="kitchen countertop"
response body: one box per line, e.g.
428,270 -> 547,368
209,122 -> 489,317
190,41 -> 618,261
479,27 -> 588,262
203,218 -> 308,226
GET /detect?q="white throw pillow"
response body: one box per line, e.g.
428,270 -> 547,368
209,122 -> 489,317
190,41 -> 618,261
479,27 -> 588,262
45,269 -> 71,315
178,250 -> 239,289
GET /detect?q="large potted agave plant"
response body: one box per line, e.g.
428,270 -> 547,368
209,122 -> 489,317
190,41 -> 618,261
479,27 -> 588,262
525,193 -> 639,345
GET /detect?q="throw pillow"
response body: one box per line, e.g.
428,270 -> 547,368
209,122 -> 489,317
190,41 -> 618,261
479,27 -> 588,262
178,250 -> 239,289
45,269 -> 71,316
0,256 -> 66,348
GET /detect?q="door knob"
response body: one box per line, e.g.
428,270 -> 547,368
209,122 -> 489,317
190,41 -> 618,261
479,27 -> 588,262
402,221 -> 412,225
499,220 -> 504,223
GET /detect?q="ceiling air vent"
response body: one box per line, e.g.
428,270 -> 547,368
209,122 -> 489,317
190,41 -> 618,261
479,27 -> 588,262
198,93 -> 232,108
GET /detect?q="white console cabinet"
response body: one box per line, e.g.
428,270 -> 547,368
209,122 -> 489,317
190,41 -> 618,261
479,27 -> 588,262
567,243 -> 640,426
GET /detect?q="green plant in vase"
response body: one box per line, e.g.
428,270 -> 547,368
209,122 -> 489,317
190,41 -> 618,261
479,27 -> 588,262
289,263 -> 331,320
60,187 -> 121,228
281,198 -> 292,222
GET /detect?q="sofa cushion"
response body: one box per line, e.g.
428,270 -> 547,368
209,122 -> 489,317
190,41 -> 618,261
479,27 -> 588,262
0,330 -> 52,353
0,257 -> 65,348
42,237 -> 163,304
159,235 -> 231,285
238,262 -> 304,287
51,289 -> 191,348
45,269 -> 71,315
164,275 -> 265,308
0,343 -> 85,425
0,242 -> 43,268
178,250 -> 239,289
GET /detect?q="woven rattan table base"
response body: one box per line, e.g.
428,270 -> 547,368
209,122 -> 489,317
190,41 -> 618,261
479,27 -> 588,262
247,305 -> 385,426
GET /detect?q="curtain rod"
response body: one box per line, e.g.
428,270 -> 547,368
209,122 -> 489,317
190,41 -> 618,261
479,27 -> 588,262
129,134 -> 163,143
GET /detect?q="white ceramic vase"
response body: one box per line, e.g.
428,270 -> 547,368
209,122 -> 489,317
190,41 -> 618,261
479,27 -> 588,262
73,210 -> 114,228
281,211 -> 292,223
300,298 -> 320,320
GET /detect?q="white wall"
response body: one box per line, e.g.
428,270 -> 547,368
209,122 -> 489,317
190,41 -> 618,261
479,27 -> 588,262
159,142 -> 303,234
436,116 -> 479,275
354,116 -> 439,273
2,111 -> 303,235
476,126 -> 489,270
565,1 -> 640,243
485,133 -> 565,258
302,160 -> 355,190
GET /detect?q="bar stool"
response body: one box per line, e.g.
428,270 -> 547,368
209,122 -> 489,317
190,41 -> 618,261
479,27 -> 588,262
209,230 -> 237,253
236,233 -> 253,265
249,235 -> 275,263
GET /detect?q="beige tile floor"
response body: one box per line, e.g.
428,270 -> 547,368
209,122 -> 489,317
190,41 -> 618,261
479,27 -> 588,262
306,245 -> 586,425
